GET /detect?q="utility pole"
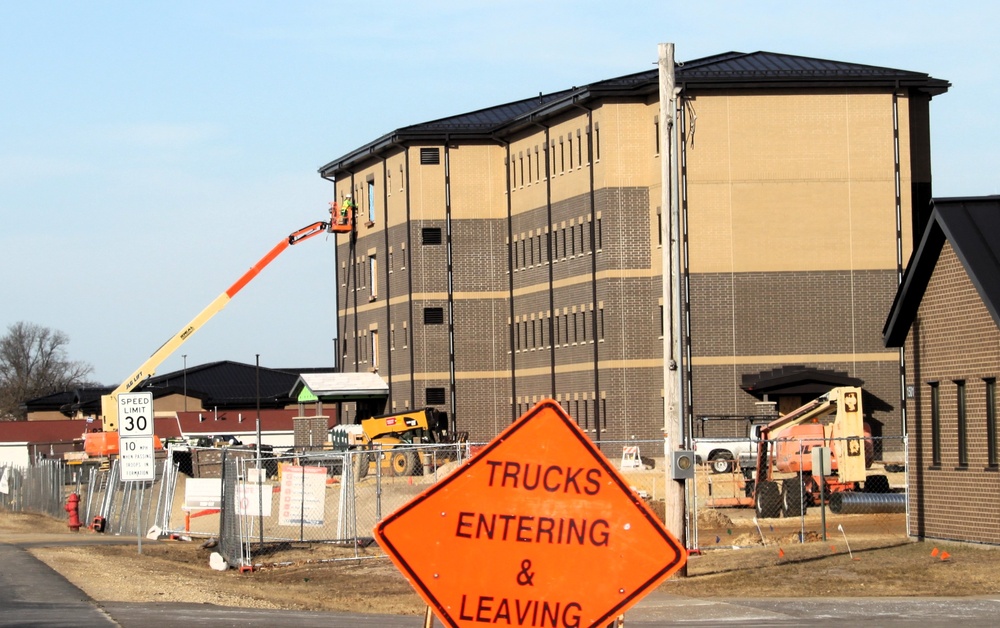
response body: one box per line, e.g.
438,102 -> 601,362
659,42 -> 686,571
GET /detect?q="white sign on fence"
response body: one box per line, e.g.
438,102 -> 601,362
235,482 -> 273,517
278,465 -> 326,526
183,478 -> 223,510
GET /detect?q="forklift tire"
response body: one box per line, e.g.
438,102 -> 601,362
754,480 -> 781,519
781,478 -> 805,517
390,450 -> 419,477
351,451 -> 370,480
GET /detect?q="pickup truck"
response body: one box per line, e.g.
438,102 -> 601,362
693,424 -> 763,473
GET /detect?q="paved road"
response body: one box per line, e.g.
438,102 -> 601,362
3,536 -> 1000,627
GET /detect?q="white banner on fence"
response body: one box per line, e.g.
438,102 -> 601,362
279,465 -> 326,527
0,467 -> 9,494
184,478 -> 223,510
235,482 -> 273,517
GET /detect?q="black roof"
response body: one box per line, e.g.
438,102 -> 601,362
741,365 -> 864,399
320,51 -> 949,176
21,361 -> 330,417
883,196 -> 1000,347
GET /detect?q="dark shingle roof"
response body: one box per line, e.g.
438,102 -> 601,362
20,361 -> 330,417
883,196 -> 1000,347
320,51 -> 949,176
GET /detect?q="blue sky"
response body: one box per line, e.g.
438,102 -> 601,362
2,1 -> 997,385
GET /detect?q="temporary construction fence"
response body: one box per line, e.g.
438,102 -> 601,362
0,457 -> 176,538
2,435 -> 909,574
0,460 -> 77,519
216,442 -> 472,569
690,435 -> 908,557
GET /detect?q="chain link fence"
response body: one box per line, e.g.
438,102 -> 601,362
3,434 -> 909,575
216,442 -> 472,569
691,435 -> 908,556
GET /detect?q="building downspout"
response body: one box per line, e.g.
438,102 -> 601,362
380,156 -> 392,400
444,141 -> 458,434
495,136 -> 517,424
573,102 -> 602,440
349,174 -> 359,371
404,148 -> 416,410
320,171 -> 341,372
533,122 -> 558,399
892,88 -> 907,436
678,96 -> 694,439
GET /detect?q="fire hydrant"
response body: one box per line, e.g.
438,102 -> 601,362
65,493 -> 82,532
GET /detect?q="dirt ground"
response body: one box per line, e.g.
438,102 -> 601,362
5,508 -> 1000,617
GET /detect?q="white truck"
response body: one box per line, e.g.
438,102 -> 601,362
693,423 -> 764,473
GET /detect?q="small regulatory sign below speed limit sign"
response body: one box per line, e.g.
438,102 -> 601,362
118,392 -> 155,481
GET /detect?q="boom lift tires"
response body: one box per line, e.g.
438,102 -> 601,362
781,478 -> 806,517
755,480 -> 781,519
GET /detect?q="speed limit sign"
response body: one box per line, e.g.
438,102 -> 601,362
118,392 -> 155,481
119,392 -> 154,436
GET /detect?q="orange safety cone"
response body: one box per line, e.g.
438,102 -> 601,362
931,547 -> 939,557
778,547 -> 785,558
940,551 -> 951,561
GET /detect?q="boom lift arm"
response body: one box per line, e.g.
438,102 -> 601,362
99,219 -> 331,433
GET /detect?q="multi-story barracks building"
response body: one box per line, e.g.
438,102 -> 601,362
319,50 -> 949,447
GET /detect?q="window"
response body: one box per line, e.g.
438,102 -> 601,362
595,123 -> 601,161
657,208 -> 663,247
568,136 -> 573,169
559,138 -> 565,173
930,383 -> 941,466
371,330 -> 379,371
422,227 -> 442,245
369,255 -> 378,299
554,314 -> 560,346
535,146 -> 540,181
367,180 -> 376,224
402,321 -> 408,348
527,153 -> 532,184
596,217 -> 603,251
426,387 -> 446,405
598,304 -> 605,341
957,380 -> 967,466
420,148 -> 440,165
424,307 -> 444,325
390,325 -> 395,350
988,379 -> 997,467
654,115 -> 660,154
519,153 -> 524,187
389,250 -> 393,273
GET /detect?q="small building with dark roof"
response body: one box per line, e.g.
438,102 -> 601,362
883,195 -> 1000,545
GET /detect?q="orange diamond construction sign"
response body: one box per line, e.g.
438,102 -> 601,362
374,399 -> 687,628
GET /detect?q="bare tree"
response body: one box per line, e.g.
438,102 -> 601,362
0,321 -> 95,420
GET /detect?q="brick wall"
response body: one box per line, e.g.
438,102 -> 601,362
905,242 -> 1000,544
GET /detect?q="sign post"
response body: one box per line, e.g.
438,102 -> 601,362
375,400 -> 687,628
